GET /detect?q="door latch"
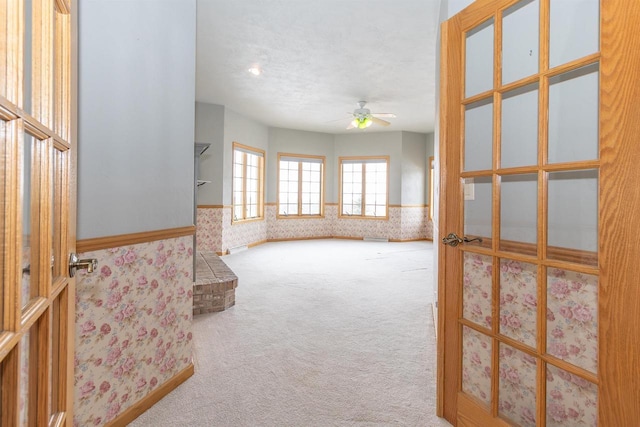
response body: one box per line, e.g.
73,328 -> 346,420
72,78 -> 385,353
69,253 -> 98,277
441,232 -> 483,247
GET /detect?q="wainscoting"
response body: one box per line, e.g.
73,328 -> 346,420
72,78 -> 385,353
74,232 -> 194,425
197,205 -> 433,254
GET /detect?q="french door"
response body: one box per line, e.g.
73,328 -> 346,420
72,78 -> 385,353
1,0 -> 76,425
438,0 -> 640,425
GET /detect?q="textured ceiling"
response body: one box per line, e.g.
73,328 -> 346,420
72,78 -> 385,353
196,0 -> 441,134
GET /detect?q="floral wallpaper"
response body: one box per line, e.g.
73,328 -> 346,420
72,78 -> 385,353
546,268 -> 598,373
400,206 -> 432,240
500,259 -> 537,348
498,344 -> 537,427
221,208 -> 268,252
462,326 -> 492,406
266,204 -> 333,240
546,364 -> 597,426
463,252 -> 493,329
197,205 -> 431,254
73,236 -> 194,426
333,207 -> 402,240
196,207 -> 223,253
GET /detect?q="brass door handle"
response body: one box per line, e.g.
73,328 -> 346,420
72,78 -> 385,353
441,233 -> 483,247
69,253 -> 98,277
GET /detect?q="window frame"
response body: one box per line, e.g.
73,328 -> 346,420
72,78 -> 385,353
232,142 -> 265,223
338,156 -> 390,220
277,152 -> 326,219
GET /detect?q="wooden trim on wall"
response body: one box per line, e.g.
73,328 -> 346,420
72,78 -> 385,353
247,239 -> 267,249
267,236 -> 333,243
197,204 -> 227,209
389,204 -> 429,208
76,226 -> 195,253
106,363 -> 194,427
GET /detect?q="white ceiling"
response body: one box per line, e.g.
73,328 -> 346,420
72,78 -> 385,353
196,0 -> 441,135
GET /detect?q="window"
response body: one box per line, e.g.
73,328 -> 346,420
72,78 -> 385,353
278,153 -> 325,217
339,156 -> 389,218
232,142 -> 264,222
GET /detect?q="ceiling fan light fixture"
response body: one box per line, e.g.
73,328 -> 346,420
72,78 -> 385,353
353,117 -> 372,129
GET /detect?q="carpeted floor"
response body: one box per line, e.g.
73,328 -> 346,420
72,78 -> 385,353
130,239 -> 451,426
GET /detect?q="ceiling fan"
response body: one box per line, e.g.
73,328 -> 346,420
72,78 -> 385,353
346,101 -> 396,130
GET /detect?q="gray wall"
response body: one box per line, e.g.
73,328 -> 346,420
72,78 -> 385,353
222,108 -> 270,206
195,102 -> 225,205
267,128 -> 335,203
78,0 -> 196,239
401,132 -> 429,205
195,109 -> 432,209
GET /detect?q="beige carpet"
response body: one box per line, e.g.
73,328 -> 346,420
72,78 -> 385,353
130,239 -> 451,426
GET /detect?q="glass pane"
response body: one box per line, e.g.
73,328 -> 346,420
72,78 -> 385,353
463,253 -> 492,329
22,133 -> 34,309
23,0 -> 33,113
19,331 -> 30,426
548,64 -> 599,164
464,98 -> 493,171
464,176 -> 492,246
502,0 -> 539,84
462,326 -> 492,406
549,0 -> 599,68
546,365 -> 597,426
547,170 -> 598,265
500,174 -> 537,252
52,149 -> 59,280
499,344 -> 537,426
499,259 -> 537,347
547,268 -> 598,373
501,84 -> 538,168
233,205 -> 242,220
465,18 -> 494,97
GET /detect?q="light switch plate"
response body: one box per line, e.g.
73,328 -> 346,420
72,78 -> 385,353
464,178 -> 475,201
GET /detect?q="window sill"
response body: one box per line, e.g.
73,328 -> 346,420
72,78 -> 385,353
276,214 -> 325,220
231,217 -> 264,225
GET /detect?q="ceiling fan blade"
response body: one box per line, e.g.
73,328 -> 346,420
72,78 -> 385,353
371,117 -> 391,127
346,122 -> 356,130
372,113 -> 396,118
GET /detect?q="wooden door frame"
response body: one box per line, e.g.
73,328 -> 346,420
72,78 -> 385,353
598,1 -> 640,424
66,0 -> 78,423
437,0 -> 640,425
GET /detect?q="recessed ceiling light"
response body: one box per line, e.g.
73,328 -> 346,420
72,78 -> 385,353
248,67 -> 261,76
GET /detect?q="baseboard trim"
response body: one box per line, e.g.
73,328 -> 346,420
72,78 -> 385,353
77,226 -> 196,253
106,363 -> 194,427
248,239 -> 267,248
267,236 -> 333,242
217,236 -> 434,255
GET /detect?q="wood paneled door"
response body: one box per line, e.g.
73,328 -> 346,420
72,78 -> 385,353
438,0 -> 640,425
1,0 -> 76,425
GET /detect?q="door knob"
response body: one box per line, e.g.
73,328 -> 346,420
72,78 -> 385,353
69,253 -> 98,277
441,233 -> 483,247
